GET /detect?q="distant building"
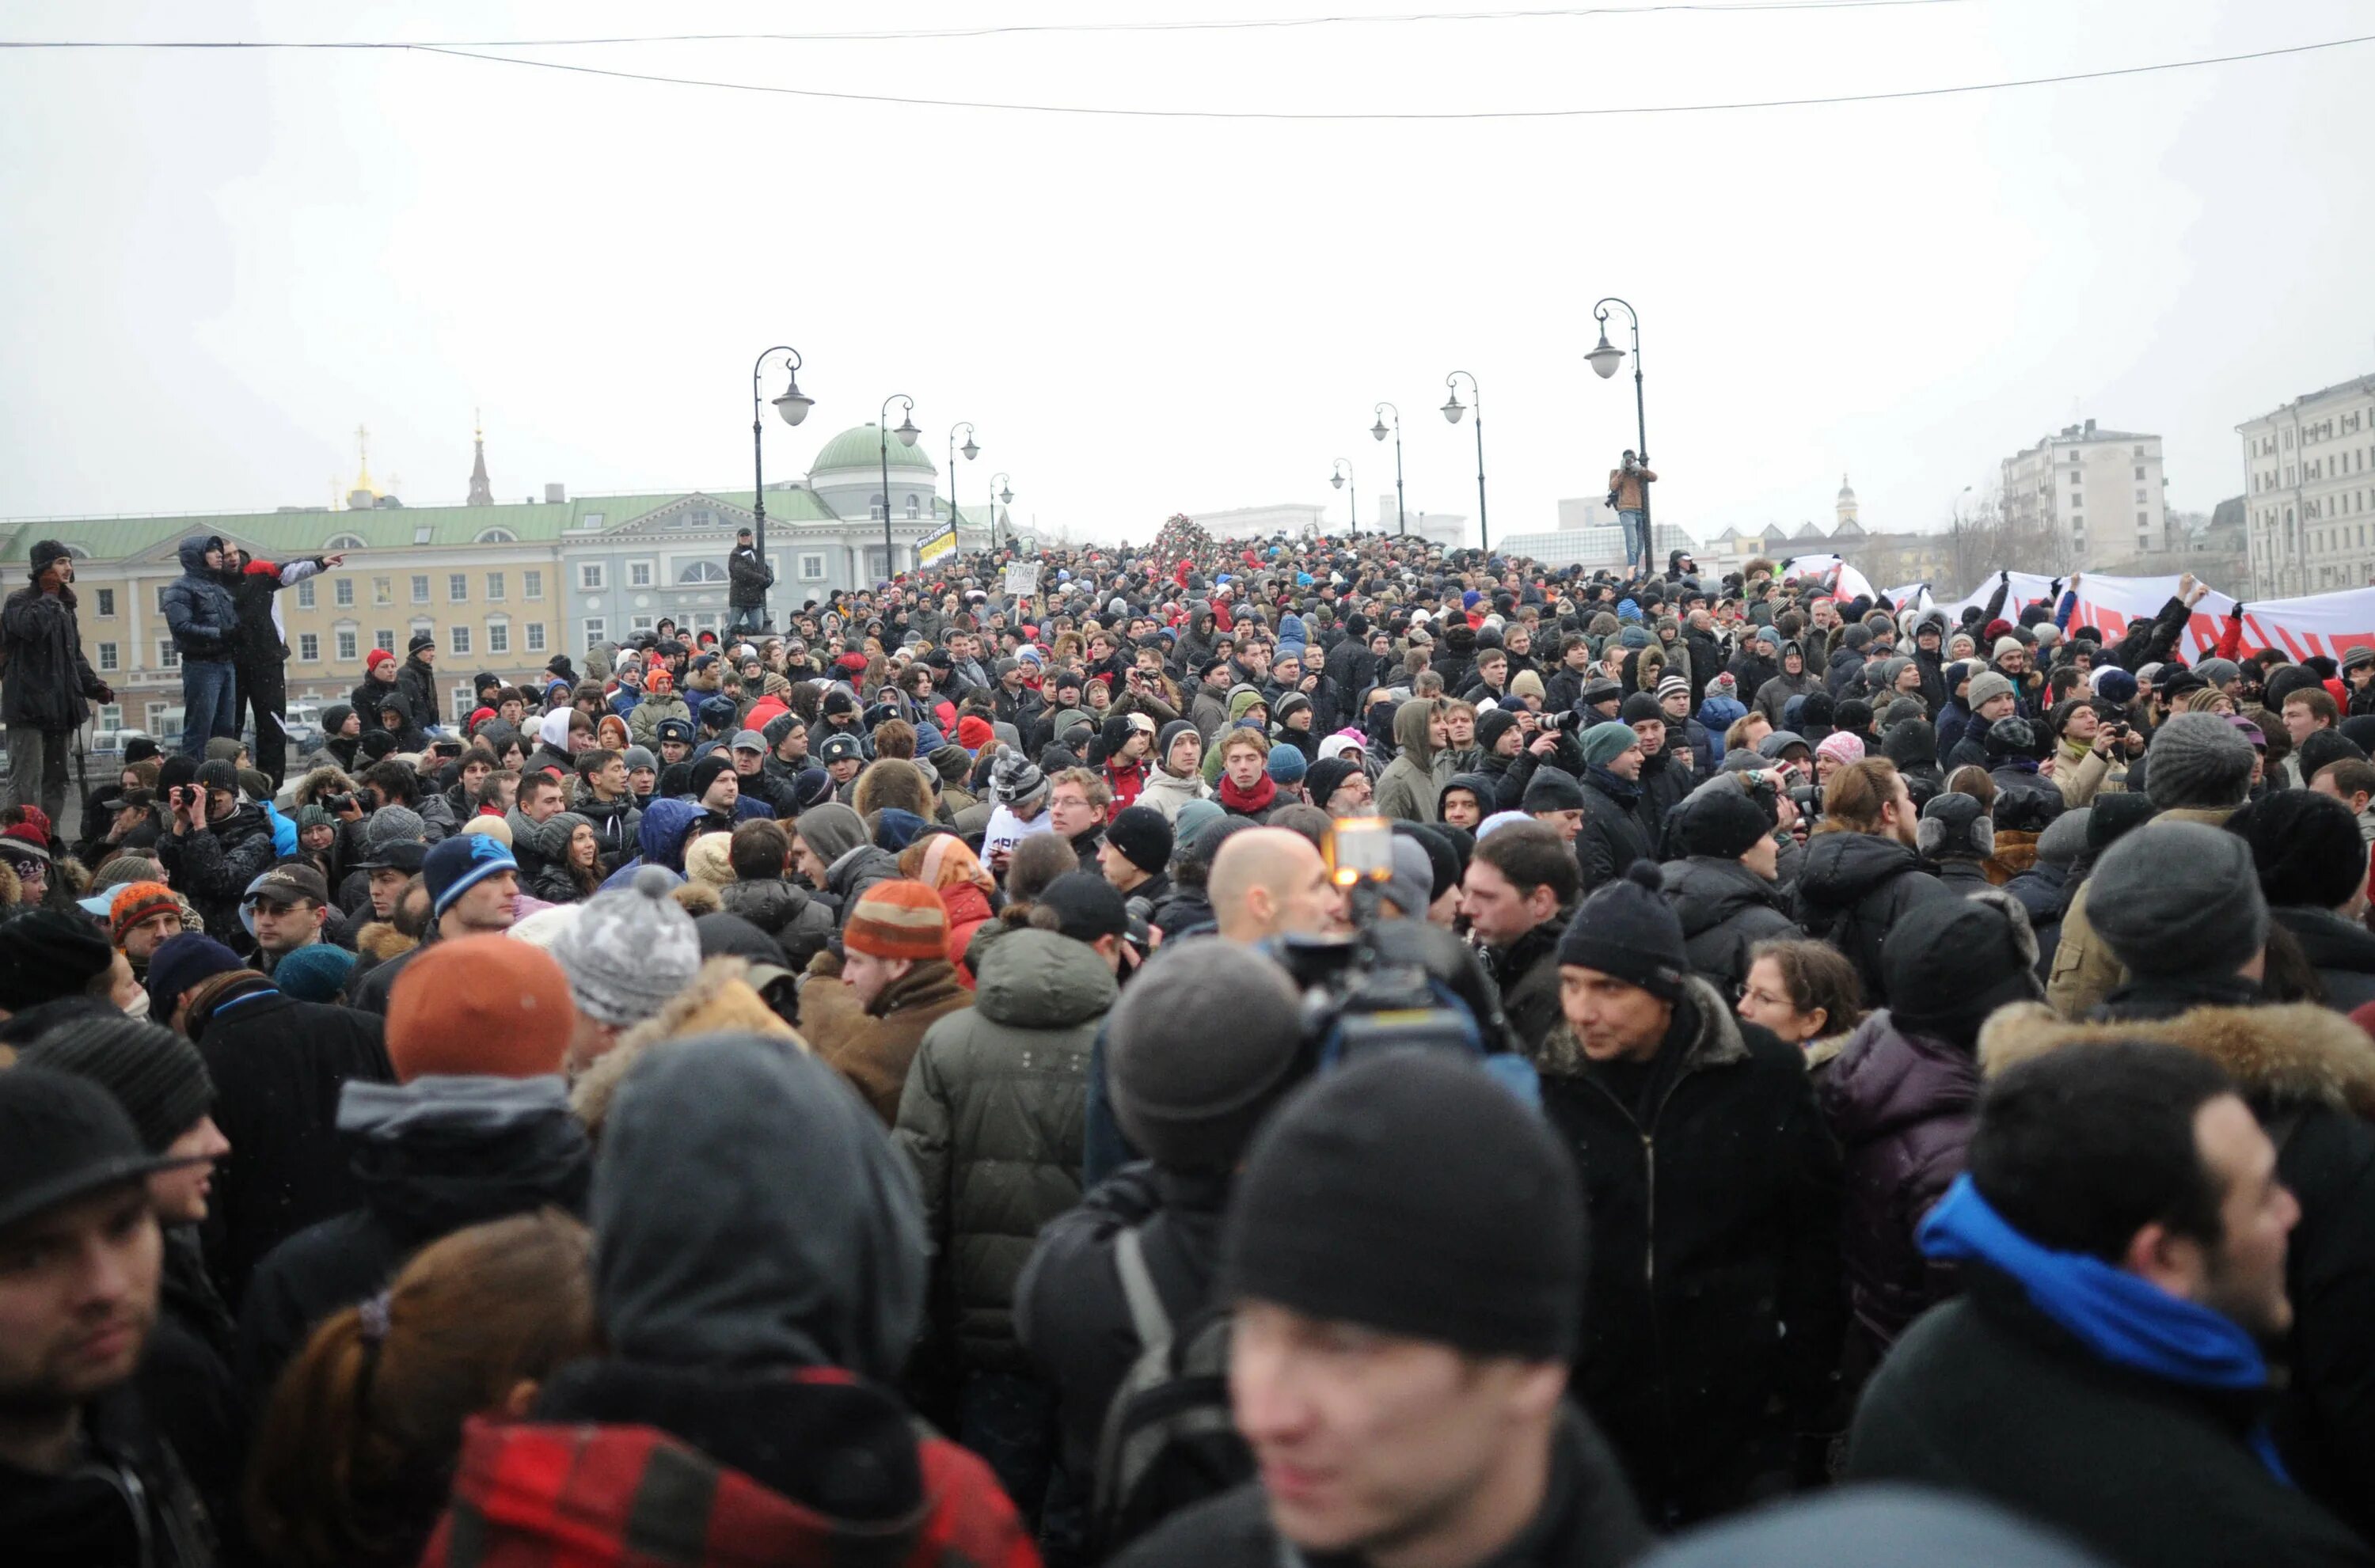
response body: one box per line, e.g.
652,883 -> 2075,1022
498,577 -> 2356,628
2236,374 -> 2375,598
1835,474 -> 1860,529
1185,503 -> 1329,541
1495,522 -> 1693,572
1556,496 -> 1619,532
2000,419 -> 2168,570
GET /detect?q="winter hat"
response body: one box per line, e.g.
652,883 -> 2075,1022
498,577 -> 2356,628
1474,707 -> 1522,756
2035,807 -> 2091,868
791,803 -> 868,868
21,1019 -> 213,1153
1036,871 -> 1129,944
2087,821 -> 2267,980
1579,721 -> 1642,769
142,934 -> 244,1013
554,866 -> 703,1027
1965,670 -> 2016,710
842,881 -> 949,963
0,910 -> 116,1013
1104,806 -> 1175,876
384,936 -> 576,1081
1381,836 -> 1438,919
1225,1050 -> 1581,1360
422,832 -> 518,919
688,754 -> 735,803
2084,790 -> 2159,854
1982,716 -> 2041,762
1109,937 -> 1306,1174
1671,785 -> 1773,860
1656,674 -> 1691,704
363,806 -> 428,853
2092,666 -> 2140,704
2194,657 -> 2242,689
1520,766 -> 1586,814
272,943 -> 359,1004
1621,692 -> 1663,725
1556,862 -> 1689,1002
1918,792 -> 1994,860
108,882 -> 181,948
1267,744 -> 1307,786
956,715 -> 996,752
2143,712 -> 2255,810
2230,792 -> 2366,911
683,832 -> 736,889
365,647 -> 395,672
2295,727 -> 2368,784
1814,731 -> 1865,769
991,752 -> 1049,808
1886,892 -> 2042,1046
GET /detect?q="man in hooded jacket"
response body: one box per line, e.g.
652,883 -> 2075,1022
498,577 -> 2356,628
1374,697 -> 1450,823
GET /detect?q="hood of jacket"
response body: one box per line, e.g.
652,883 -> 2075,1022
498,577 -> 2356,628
825,842 -> 901,902
1440,769 -> 1500,817
591,1031 -> 925,1382
636,796 -> 702,872
1660,855 -> 1784,939
972,927 -> 1118,1031
717,877 -> 819,935
1533,974 -> 1747,1080
1980,997 -> 2375,1118
1796,830 -> 1925,910
336,1074 -> 591,1245
1822,1009 -> 1981,1146
175,534 -> 222,575
1390,697 -> 1438,765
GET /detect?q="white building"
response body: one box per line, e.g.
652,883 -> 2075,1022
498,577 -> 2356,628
1495,522 -> 1693,572
1999,420 -> 2168,571
1185,503 -> 1329,541
2237,373 -> 2375,598
1556,496 -> 1620,532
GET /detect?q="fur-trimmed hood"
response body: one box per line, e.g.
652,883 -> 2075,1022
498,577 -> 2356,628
569,956 -> 804,1137
1979,999 -> 2375,1118
1533,974 -> 1748,1079
355,921 -> 416,963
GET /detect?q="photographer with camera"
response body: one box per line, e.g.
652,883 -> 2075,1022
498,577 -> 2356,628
155,760 -> 276,959
2046,696 -> 2128,807
1608,450 -> 1658,578
1474,704 -> 1588,814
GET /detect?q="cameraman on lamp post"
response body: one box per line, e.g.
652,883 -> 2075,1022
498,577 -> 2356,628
1608,450 -> 1657,579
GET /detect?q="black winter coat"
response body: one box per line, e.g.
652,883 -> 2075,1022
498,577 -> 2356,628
159,535 -> 237,662
0,583 -> 104,731
1533,981 -> 1845,1526
1659,856 -> 1796,997
716,878 -> 838,972
195,988 -> 393,1311
0,1383 -> 215,1568
1481,913 -> 1568,1054
1849,1268 -> 2373,1568
142,1227 -> 245,1551
2275,905 -> 2375,1015
726,543 -> 773,609
155,805 -> 278,959
396,653 -> 442,731
1792,832 -> 1955,1007
1577,772 -> 1655,893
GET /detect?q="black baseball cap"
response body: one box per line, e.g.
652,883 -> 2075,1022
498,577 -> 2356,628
0,1067 -> 202,1233
350,841 -> 428,875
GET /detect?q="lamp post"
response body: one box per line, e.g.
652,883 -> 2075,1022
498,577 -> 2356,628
947,420 -> 978,546
750,345 -> 814,632
1442,370 -> 1487,555
1370,403 -> 1405,536
1586,298 -> 1651,575
1330,458 -> 1356,537
988,473 -> 1014,554
878,393 -> 920,585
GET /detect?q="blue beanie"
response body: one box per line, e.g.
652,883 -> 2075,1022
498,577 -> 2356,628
423,833 -> 519,918
146,934 -> 245,1012
272,943 -> 359,1003
1268,743 -> 1309,785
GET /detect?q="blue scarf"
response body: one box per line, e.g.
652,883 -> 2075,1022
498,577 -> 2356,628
1921,1174 -> 2292,1483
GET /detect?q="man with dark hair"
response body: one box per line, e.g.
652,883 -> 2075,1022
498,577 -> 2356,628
1460,822 -> 1580,1051
1848,1041 -> 2366,1568
3,538 -> 112,824
726,525 -> 773,634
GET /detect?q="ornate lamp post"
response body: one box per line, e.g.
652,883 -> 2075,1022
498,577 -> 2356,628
1370,403 -> 1405,535
749,345 -> 813,630
1586,298 -> 1650,574
1330,458 -> 1356,536
878,393 -> 920,583
947,420 -> 978,545
1442,370 -> 1487,554
988,473 -> 1014,552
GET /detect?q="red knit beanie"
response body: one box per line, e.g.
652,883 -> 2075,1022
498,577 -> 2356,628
843,881 -> 948,962
109,882 -> 180,947
366,647 -> 394,671
386,935 -> 576,1081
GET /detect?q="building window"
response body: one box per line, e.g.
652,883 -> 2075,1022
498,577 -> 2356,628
411,574 -> 430,604
2135,465 -> 2146,479
630,615 -> 656,635
800,552 -> 826,581
335,577 -> 354,607
325,533 -> 367,552
486,571 -> 504,601
523,569 -> 543,599
145,703 -> 168,735
154,585 -> 169,613
487,620 -> 510,655
373,576 -> 391,605
159,641 -> 180,670
526,621 -> 546,652
677,560 -> 728,584
583,617 -> 606,647
579,563 -> 606,591
628,560 -> 654,589
298,632 -> 319,663
580,512 -> 606,530
448,572 -> 468,602
906,495 -> 921,519
97,641 -> 118,673
871,493 -> 887,520
95,587 -> 115,617
375,629 -> 396,654
296,579 -> 316,609
474,528 -> 516,545
98,704 -> 122,731
450,625 -> 472,655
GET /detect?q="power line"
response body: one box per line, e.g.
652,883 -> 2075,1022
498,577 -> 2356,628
3,28 -> 2367,120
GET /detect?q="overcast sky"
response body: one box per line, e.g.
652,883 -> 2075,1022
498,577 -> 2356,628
3,0 -> 2369,547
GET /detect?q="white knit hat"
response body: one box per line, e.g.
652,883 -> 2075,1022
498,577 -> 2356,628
553,866 -> 700,1027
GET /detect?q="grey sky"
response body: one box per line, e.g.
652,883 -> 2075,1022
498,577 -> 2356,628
2,0 -> 2369,545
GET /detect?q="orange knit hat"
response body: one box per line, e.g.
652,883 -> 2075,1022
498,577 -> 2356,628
842,880 -> 948,962
386,935 -> 576,1081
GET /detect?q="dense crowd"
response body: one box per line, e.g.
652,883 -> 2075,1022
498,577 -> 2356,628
6,522 -> 2375,1567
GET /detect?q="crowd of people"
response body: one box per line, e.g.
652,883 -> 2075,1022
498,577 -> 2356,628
6,518 -> 2375,1568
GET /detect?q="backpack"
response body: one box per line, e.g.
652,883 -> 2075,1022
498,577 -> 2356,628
1089,1227 -> 1252,1558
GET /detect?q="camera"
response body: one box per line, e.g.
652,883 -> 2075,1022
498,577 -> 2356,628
323,792 -> 356,814
1540,710 -> 1585,733
1788,783 -> 1823,818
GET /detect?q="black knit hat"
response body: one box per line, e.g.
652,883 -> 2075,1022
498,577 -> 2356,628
2084,789 -> 2158,853
1225,1050 -> 1582,1359
1104,806 -> 1174,876
2231,791 -> 2366,910
0,1067 -> 203,1232
27,538 -> 70,578
1556,862 -> 1689,1001
2296,727 -> 2369,784
1520,765 -> 1586,815
1885,892 -> 2042,1046
1475,706 -> 1522,755
1305,757 -> 1361,806
1109,938 -> 1306,1175
0,910 -> 116,1013
21,1018 -> 215,1154
1672,785 -> 1773,860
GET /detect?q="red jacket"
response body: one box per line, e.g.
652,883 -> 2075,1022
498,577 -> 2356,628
1104,756 -> 1150,813
940,880 -> 994,989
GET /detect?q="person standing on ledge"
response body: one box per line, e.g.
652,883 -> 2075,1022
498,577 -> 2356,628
728,526 -> 774,636
1609,450 -> 1658,578
2,538 -> 112,827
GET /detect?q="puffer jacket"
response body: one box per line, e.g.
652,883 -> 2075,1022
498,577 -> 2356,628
1817,1010 -> 1978,1358
627,691 -> 693,749
159,535 -> 238,661
1660,855 -> 1796,997
1792,830 -> 1955,1008
893,928 -> 1115,1374
1753,644 -> 1822,727
716,877 -> 836,972
824,842 -> 901,925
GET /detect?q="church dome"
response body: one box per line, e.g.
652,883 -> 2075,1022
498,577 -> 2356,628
1837,473 -> 1856,502
808,423 -> 939,477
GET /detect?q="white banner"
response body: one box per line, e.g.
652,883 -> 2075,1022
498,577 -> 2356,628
1003,562 -> 1041,598
1779,553 -> 1879,606
1936,571 -> 2375,663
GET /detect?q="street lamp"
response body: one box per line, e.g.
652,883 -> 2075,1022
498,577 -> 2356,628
1330,458 -> 1356,537
1370,403 -> 1405,536
988,472 -> 1014,554
947,421 -> 978,548
879,393 -> 919,584
1586,298 -> 1650,575
1443,370 -> 1488,555
750,344 -> 812,632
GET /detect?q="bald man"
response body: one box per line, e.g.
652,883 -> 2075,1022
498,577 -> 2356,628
1209,826 -> 1347,943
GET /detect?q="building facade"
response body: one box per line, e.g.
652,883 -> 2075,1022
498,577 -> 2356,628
2236,374 -> 2375,598
2000,420 -> 2168,571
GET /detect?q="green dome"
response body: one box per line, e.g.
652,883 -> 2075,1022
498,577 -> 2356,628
808,423 -> 938,476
